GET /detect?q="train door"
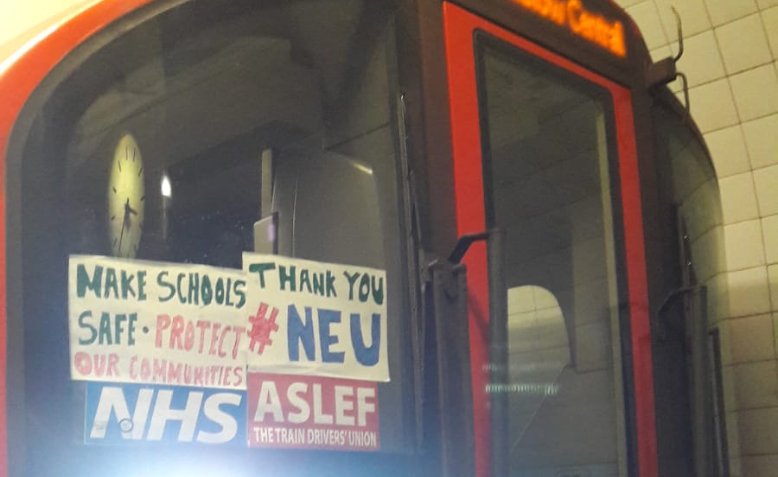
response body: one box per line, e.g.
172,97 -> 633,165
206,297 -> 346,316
443,3 -> 655,476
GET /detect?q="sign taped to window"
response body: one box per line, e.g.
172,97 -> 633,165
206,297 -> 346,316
68,254 -> 389,387
68,256 -> 251,390
85,382 -> 247,445
247,373 -> 379,451
83,377 -> 379,451
242,253 -> 389,382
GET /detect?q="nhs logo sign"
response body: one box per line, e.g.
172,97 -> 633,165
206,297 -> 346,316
85,383 -> 246,445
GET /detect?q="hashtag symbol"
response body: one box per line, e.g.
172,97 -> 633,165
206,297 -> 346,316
248,302 -> 279,355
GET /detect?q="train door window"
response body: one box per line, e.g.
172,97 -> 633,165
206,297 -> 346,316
476,37 -> 627,476
11,1 -> 416,475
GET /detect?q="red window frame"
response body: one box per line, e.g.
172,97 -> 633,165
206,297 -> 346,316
442,3 -> 657,476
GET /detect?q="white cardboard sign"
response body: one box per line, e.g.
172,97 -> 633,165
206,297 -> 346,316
242,253 -> 388,382
68,254 -> 389,387
68,255 -> 250,389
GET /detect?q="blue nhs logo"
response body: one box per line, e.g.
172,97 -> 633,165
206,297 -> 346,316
85,383 -> 246,445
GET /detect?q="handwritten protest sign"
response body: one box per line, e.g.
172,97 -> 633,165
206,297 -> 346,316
68,256 -> 251,390
69,253 -> 389,391
243,253 -> 389,382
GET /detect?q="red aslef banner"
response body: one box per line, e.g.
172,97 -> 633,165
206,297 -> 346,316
247,373 -> 379,451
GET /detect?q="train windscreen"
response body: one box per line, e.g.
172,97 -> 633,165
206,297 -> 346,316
10,1 -> 416,475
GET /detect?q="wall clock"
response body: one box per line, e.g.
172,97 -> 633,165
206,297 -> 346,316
107,133 -> 145,258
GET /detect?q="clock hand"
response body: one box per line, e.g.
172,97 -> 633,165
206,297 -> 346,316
118,198 -> 132,255
118,217 -> 127,255
124,196 -> 140,217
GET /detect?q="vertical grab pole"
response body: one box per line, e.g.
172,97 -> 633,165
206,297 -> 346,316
487,228 -> 508,477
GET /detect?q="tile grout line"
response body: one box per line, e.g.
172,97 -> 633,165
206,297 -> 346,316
704,5 -> 755,133
700,108 -> 778,136
758,5 -> 778,61
650,0 -> 672,50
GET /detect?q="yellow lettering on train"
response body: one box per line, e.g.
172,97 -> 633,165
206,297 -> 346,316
511,0 -> 626,57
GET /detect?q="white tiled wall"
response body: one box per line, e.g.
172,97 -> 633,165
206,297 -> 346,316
615,1 -> 778,475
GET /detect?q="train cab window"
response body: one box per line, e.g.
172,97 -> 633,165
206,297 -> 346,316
13,1 -> 414,475
652,101 -> 728,477
476,38 -> 627,475
654,103 -> 726,310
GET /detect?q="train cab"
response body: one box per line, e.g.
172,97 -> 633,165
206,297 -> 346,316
0,1 -> 727,476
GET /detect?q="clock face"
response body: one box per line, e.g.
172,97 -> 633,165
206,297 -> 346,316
107,133 -> 145,258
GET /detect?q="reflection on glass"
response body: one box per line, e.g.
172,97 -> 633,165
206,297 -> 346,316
479,41 -> 626,476
507,286 -> 567,436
